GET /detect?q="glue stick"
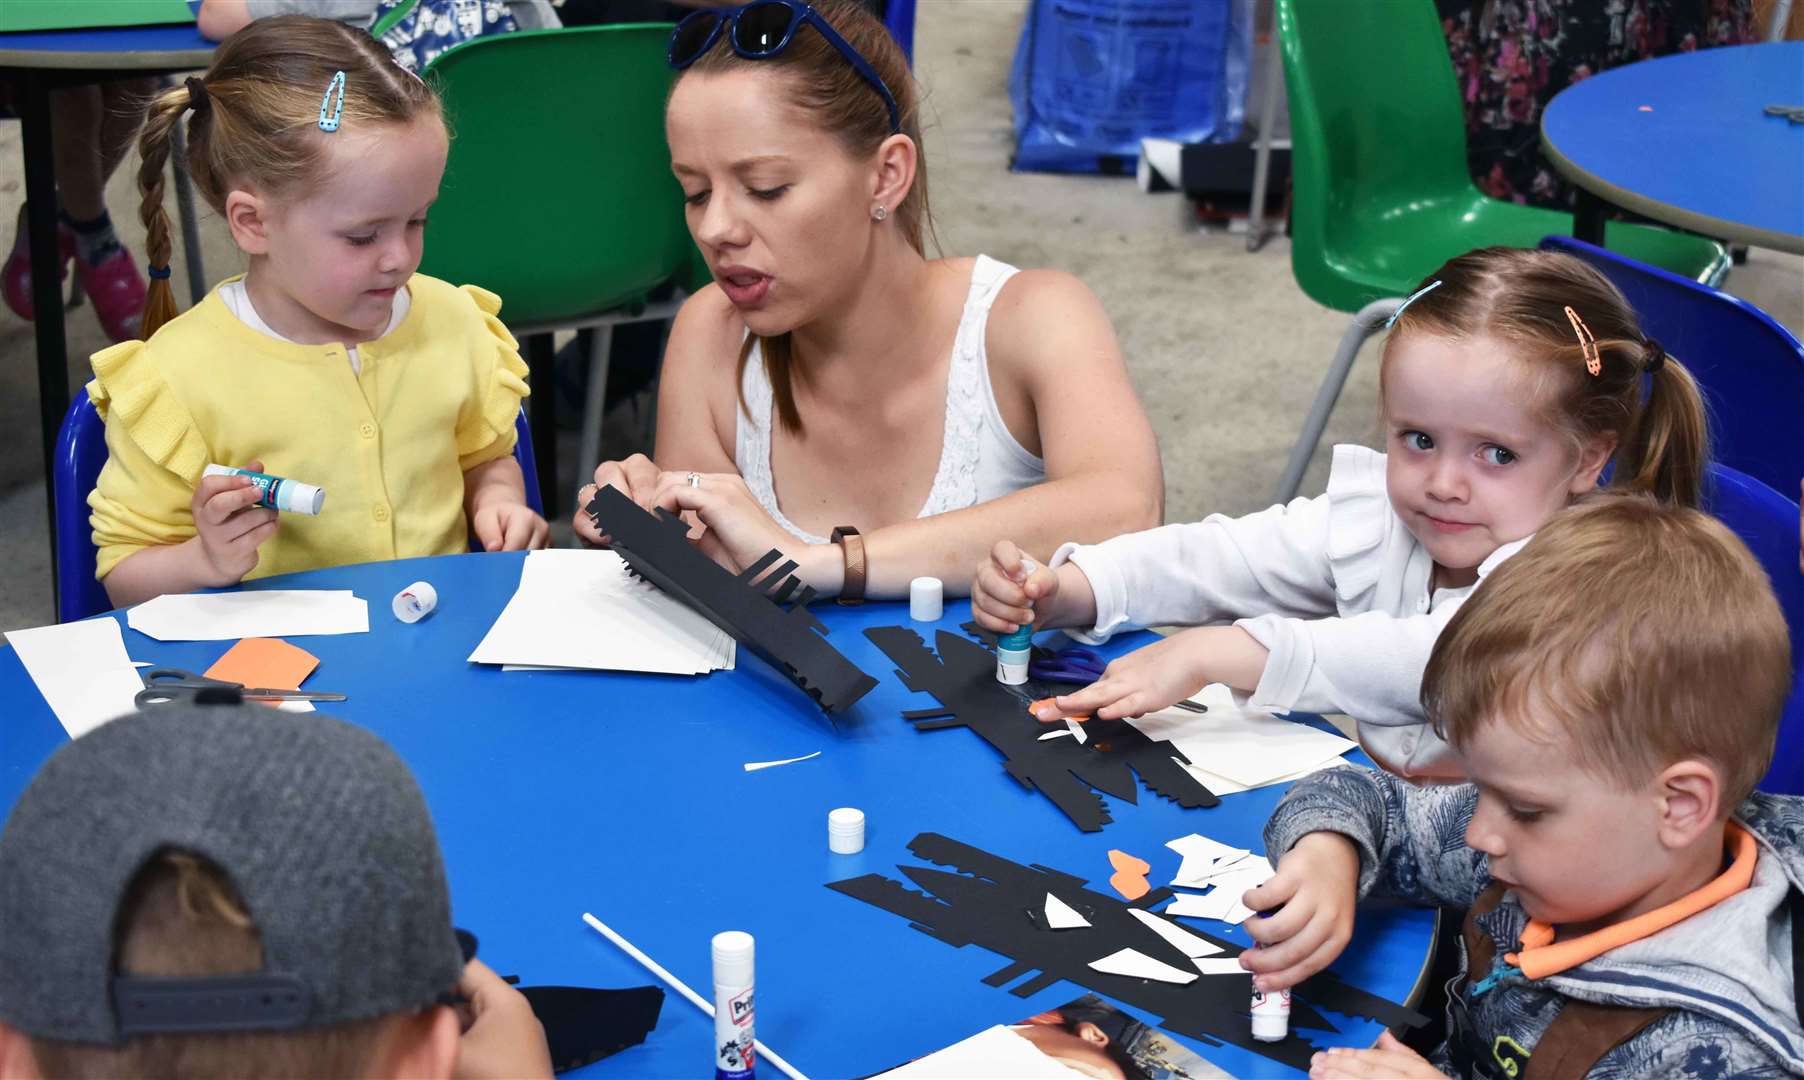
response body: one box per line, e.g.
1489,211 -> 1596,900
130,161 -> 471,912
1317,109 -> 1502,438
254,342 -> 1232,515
996,558 -> 1036,685
1249,911 -> 1290,1042
203,464 -> 325,515
712,931 -> 756,1080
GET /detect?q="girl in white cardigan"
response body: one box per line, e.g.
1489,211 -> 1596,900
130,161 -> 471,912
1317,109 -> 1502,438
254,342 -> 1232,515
972,247 -> 1710,778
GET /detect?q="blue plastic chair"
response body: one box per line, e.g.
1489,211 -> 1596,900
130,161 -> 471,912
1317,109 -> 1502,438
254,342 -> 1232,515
53,399 -> 544,623
1539,236 -> 1804,498
883,0 -> 915,62
1701,463 -> 1804,795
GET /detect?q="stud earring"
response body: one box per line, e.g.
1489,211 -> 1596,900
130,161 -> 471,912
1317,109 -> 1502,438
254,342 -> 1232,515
872,205 -> 888,222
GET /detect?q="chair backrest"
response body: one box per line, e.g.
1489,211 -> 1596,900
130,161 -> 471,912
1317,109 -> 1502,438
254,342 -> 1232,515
1540,235 -> 1804,497
1274,0 -> 1476,308
883,0 -> 916,63
55,400 -> 543,622
1701,463 -> 1804,795
52,396 -> 112,624
418,25 -> 694,326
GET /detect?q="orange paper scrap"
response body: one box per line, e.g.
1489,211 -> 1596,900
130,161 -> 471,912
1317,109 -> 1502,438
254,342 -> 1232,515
1107,849 -> 1152,901
204,638 -> 319,706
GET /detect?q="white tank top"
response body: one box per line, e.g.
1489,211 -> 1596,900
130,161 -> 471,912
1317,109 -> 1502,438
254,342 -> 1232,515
734,255 -> 1048,544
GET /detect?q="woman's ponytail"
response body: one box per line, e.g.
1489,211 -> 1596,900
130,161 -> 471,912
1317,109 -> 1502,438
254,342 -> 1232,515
1609,339 -> 1710,507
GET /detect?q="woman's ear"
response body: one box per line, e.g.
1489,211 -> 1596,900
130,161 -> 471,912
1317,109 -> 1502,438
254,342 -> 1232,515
1569,433 -> 1618,495
223,189 -> 274,256
869,133 -> 917,220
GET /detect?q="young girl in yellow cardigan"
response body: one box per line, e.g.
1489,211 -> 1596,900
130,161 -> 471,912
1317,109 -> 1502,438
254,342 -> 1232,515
89,16 -> 547,607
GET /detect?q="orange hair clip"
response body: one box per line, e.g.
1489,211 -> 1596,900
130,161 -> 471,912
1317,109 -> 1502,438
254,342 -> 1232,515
1565,305 -> 1601,376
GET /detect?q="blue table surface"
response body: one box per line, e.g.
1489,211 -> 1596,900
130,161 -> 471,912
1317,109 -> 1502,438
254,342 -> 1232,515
0,1 -> 207,62
1542,42 -> 1804,245
0,552 -> 1435,1078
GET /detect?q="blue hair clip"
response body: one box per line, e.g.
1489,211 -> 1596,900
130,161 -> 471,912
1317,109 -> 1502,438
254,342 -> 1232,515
1385,279 -> 1442,329
318,70 -> 346,133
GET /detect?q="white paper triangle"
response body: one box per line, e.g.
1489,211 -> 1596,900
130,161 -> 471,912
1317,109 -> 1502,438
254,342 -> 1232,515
1088,947 -> 1198,985
1044,893 -> 1090,930
1128,907 -> 1223,957
1037,729 -> 1074,741
1066,716 -> 1088,744
1192,957 -> 1249,976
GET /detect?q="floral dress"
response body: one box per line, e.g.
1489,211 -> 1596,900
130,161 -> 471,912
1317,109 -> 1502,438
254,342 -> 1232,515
1437,0 -> 1758,208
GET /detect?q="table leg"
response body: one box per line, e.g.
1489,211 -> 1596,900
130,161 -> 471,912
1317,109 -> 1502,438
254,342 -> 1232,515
525,334 -> 558,516
20,74 -> 67,601
1573,188 -> 1607,246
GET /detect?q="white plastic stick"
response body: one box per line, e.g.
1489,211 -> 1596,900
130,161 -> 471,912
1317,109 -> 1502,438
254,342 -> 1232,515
582,913 -> 810,1080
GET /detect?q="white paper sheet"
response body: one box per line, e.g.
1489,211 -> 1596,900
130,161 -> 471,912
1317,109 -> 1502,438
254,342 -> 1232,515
7,619 -> 145,739
1128,684 -> 1356,788
468,550 -> 734,675
742,751 -> 821,772
872,1024 -> 1089,1079
1179,754 -> 1347,796
1128,907 -> 1223,957
1192,957 -> 1251,976
1044,893 -> 1090,930
1088,947 -> 1199,985
127,590 -> 369,641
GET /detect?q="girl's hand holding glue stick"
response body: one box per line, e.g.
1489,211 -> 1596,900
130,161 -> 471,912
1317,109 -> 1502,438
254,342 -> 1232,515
970,540 -> 1093,635
190,460 -> 283,587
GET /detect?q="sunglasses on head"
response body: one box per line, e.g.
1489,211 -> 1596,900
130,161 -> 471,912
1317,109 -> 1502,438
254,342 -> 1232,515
668,0 -> 902,135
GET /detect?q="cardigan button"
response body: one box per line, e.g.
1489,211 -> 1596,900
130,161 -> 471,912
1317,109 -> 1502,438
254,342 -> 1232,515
373,505 -> 390,523
359,422 -> 376,439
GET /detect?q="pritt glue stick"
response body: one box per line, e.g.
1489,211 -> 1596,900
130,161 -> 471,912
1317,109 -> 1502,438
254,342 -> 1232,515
712,931 -> 756,1079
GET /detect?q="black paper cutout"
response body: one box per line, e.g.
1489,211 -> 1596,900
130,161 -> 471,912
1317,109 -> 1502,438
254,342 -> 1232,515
518,985 -> 665,1073
828,832 -> 1426,1072
586,485 -> 878,713
865,625 -> 1218,831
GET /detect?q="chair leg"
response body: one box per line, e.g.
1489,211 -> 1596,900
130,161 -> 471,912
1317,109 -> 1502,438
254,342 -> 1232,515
577,320 -> 617,485
1272,298 -> 1401,505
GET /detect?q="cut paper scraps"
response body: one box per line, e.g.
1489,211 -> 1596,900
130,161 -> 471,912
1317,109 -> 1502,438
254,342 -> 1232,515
1127,908 -> 1224,960
1127,686 -> 1357,795
6,617 -> 143,739
864,625 -> 1217,832
1089,947 -> 1197,985
742,751 -> 821,772
204,638 -> 320,711
1164,833 -> 1276,925
1044,893 -> 1090,930
1107,849 -> 1152,901
828,832 -> 1426,1071
127,590 -> 368,641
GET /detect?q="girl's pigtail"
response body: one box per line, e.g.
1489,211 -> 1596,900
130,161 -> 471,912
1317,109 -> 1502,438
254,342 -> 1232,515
134,84 -> 192,340
1611,340 -> 1709,508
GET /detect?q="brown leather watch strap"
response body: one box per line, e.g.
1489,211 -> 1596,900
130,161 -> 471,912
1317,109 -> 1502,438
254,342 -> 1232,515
831,526 -> 866,605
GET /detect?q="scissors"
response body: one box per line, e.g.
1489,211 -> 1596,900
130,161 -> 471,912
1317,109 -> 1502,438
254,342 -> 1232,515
1026,646 -> 1208,714
135,668 -> 348,708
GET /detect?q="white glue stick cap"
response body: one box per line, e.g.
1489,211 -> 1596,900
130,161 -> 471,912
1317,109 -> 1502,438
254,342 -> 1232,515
392,581 -> 438,623
828,807 -> 865,854
909,577 -> 944,622
1251,1011 -> 1289,1041
711,931 -> 754,987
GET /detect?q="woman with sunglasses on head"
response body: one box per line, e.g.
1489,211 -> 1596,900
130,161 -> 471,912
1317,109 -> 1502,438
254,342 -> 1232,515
573,0 -> 1162,602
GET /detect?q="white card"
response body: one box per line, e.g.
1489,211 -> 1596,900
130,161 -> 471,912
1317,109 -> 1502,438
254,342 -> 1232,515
127,590 -> 368,641
1088,947 -> 1199,985
6,618 -> 145,739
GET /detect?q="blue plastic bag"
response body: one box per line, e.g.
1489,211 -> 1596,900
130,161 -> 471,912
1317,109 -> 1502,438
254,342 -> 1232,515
1008,0 -> 1253,174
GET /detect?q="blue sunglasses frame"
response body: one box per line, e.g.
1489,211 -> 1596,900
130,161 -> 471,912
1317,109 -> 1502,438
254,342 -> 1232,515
668,0 -> 902,135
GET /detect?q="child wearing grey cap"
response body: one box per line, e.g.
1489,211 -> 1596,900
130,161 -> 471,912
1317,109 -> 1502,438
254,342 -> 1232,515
0,703 -> 553,1079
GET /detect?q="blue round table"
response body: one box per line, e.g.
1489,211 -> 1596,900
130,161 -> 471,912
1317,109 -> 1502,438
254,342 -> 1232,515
0,552 -> 1437,1077
0,5 -> 214,600
1541,42 -> 1804,255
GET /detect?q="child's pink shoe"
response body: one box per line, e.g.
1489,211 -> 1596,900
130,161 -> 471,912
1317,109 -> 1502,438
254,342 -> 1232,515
75,246 -> 148,343
1,211 -> 77,322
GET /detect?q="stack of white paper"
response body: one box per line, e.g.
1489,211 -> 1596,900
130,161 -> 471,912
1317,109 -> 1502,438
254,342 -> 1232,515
6,618 -> 144,739
468,550 -> 734,675
1126,684 -> 1357,795
873,1024 -> 1095,1079
127,590 -> 368,641
1162,832 -> 1275,925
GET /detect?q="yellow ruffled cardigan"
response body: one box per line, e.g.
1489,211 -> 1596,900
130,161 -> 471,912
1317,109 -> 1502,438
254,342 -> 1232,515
86,274 -> 529,581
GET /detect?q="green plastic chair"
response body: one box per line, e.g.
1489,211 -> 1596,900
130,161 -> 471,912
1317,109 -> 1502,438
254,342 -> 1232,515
1269,0 -> 1732,501
419,24 -> 696,505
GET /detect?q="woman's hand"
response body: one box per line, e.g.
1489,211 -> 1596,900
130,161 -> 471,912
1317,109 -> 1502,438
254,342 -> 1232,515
651,470 -> 827,582
1239,832 -> 1361,992
972,540 -> 1061,633
1309,1033 -> 1442,1079
190,459 -> 278,586
572,454 -> 663,546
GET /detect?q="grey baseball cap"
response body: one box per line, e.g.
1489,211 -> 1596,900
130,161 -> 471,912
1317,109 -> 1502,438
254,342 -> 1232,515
0,703 -> 465,1044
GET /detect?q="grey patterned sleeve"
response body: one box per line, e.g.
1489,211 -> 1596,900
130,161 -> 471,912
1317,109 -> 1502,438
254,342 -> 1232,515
1264,764 -> 1489,908
243,0 -> 379,23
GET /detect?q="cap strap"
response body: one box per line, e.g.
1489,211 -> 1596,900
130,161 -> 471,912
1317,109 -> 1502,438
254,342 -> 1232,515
113,973 -> 311,1035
